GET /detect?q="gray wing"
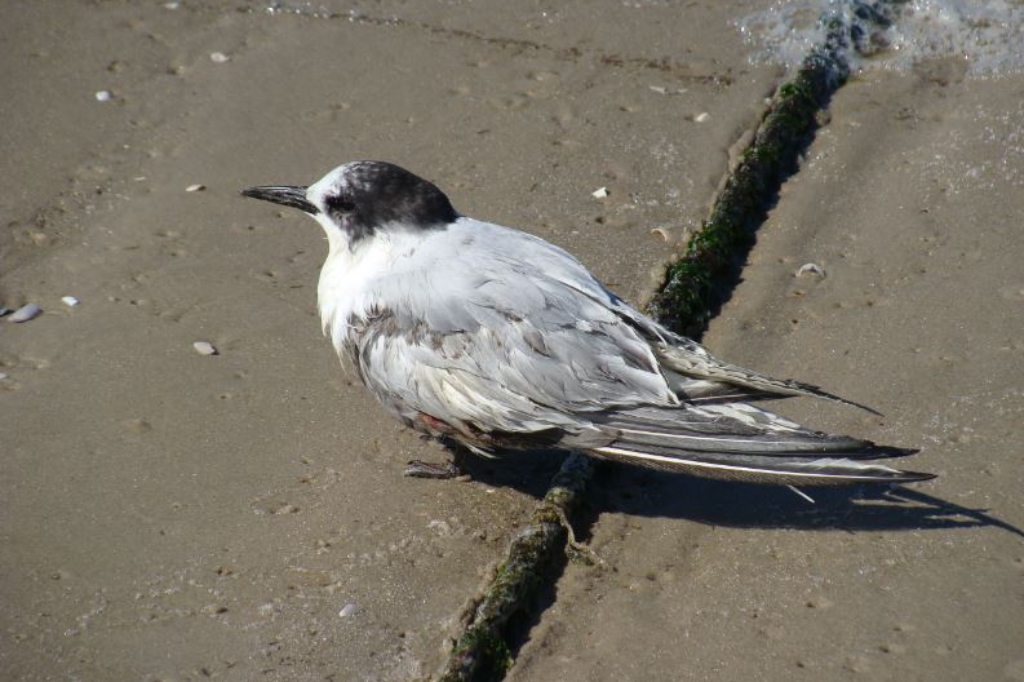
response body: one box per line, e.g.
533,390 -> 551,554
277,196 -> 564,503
349,225 -> 678,438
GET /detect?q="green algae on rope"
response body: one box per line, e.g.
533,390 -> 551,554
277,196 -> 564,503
435,453 -> 594,682
646,10 -> 857,337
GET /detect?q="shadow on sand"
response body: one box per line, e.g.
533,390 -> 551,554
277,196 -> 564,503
450,448 -> 1024,540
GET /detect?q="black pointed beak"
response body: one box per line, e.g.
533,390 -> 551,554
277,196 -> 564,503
241,185 -> 319,215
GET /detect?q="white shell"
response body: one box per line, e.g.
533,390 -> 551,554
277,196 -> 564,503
796,263 -> 826,277
186,184 -> 206,193
338,603 -> 359,618
62,296 -> 80,307
694,112 -> 711,123
95,90 -> 112,102
9,303 -> 42,323
591,186 -> 609,199
210,52 -> 230,64
193,341 -> 218,356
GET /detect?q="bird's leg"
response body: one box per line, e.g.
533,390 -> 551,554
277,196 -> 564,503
404,459 -> 462,479
404,435 -> 465,479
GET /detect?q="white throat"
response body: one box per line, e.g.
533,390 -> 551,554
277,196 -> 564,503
314,223 -> 416,355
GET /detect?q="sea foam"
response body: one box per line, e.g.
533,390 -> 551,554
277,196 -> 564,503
738,0 -> 1024,76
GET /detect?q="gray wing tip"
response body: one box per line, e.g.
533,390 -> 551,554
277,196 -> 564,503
588,445 -> 936,486
885,469 -> 937,484
790,380 -> 884,416
861,445 -> 920,460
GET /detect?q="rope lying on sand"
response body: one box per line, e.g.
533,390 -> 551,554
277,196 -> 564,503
646,8 -> 859,336
431,5 -> 894,680
435,453 -> 594,682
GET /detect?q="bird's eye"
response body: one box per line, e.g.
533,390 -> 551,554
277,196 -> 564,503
327,195 -> 356,213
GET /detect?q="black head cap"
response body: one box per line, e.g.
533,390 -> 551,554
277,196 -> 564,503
243,161 -> 458,244
315,161 -> 458,242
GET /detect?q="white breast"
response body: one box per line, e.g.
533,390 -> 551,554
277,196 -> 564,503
316,228 -> 424,354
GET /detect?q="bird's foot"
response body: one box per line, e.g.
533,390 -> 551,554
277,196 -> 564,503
404,459 -> 463,479
551,505 -> 604,567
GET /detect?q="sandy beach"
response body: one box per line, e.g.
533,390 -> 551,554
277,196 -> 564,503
3,2 -> 1022,681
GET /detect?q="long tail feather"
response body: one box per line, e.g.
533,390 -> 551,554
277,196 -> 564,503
585,403 -> 931,486
588,445 -> 933,486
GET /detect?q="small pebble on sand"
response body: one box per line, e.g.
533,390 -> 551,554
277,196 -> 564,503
9,303 -> 42,323
796,263 -> 826,277
338,603 -> 359,618
210,52 -> 230,64
186,184 -> 206,193
62,296 -> 80,307
591,186 -> 609,199
193,341 -> 218,356
694,112 -> 711,123
95,90 -> 112,102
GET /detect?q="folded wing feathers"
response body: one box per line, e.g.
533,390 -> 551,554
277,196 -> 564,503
589,446 -> 931,485
655,342 -> 883,415
588,404 -> 931,485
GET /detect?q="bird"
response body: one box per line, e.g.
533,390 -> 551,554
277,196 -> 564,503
242,160 -> 933,487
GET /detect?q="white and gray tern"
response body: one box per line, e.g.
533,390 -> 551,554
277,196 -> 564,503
243,160 -> 932,486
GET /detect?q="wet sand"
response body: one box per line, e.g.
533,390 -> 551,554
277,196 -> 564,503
2,2 -> 1022,681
